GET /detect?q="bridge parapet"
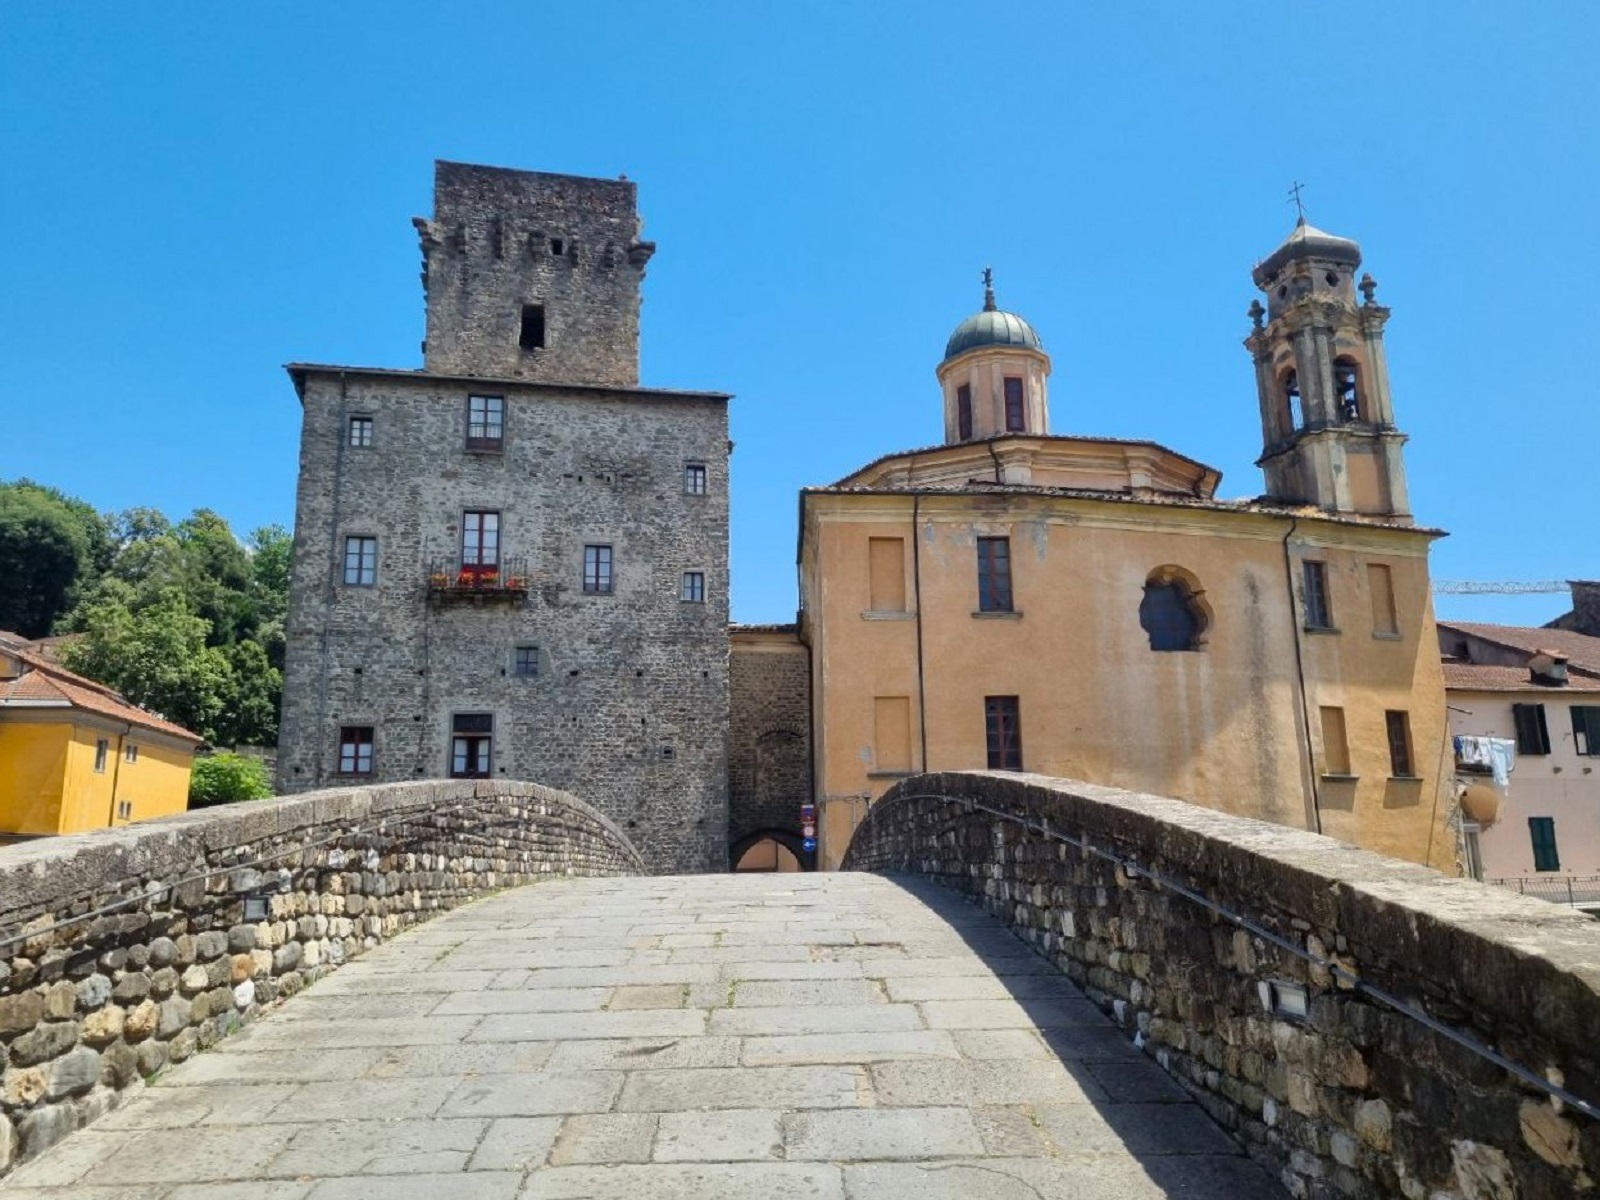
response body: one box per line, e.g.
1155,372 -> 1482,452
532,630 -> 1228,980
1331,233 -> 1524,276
844,771 -> 1600,1199
0,780 -> 644,1171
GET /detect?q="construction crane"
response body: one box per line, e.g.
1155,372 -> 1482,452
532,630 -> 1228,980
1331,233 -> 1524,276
1432,581 -> 1570,595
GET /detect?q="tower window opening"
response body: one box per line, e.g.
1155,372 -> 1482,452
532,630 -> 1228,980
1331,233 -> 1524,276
519,304 -> 546,350
957,384 -> 973,441
1003,377 -> 1026,432
550,238 -> 564,256
1283,370 -> 1303,432
1335,359 -> 1361,421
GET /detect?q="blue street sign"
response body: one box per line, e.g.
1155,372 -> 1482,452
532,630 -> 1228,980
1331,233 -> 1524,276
801,837 -> 817,853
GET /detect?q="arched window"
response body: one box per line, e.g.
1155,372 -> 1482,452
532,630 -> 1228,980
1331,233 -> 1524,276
1334,358 -> 1362,422
1139,567 -> 1210,652
1282,370 -> 1303,433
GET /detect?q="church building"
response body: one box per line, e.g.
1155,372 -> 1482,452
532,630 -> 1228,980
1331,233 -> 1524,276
796,220 -> 1454,870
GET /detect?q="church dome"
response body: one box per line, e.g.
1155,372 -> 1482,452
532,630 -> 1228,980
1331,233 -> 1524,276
942,272 -> 1044,363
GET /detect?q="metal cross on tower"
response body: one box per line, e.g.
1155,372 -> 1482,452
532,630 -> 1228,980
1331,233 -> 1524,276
1288,181 -> 1307,222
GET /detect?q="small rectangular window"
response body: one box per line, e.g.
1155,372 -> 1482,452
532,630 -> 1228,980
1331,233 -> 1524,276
977,536 -> 1013,613
681,571 -> 706,603
1385,710 -> 1414,777
985,696 -> 1023,771
343,535 -> 378,586
1303,561 -> 1332,629
1512,703 -> 1552,756
1003,377 -> 1025,432
338,726 -> 374,775
874,696 -> 912,773
1367,564 -> 1398,636
957,384 -> 973,441
117,800 -> 132,820
467,395 -> 505,451
584,545 -> 613,594
1573,706 -> 1600,757
461,511 -> 501,572
513,646 -> 539,677
868,537 -> 907,612
519,304 -> 546,350
1530,816 -> 1560,872
124,744 -> 139,764
684,464 -> 708,495
1319,706 -> 1351,776
348,416 -> 374,448
451,713 -> 493,779
94,739 -> 108,774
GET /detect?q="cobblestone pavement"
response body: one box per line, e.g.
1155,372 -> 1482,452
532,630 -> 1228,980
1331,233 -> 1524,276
6,873 -> 1283,1198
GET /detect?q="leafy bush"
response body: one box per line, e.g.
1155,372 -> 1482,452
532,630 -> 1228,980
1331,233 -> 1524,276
188,753 -> 273,808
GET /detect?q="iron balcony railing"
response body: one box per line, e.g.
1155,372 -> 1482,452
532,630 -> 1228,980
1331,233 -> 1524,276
425,558 -> 532,602
1487,875 -> 1600,907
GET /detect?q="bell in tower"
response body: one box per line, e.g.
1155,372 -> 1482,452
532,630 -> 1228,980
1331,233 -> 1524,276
1245,214 -> 1411,522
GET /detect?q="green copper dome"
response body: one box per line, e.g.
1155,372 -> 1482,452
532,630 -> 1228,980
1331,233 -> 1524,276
942,272 -> 1044,362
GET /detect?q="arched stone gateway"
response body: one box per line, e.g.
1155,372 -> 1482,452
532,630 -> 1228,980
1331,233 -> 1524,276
0,780 -> 644,1171
729,826 -> 814,872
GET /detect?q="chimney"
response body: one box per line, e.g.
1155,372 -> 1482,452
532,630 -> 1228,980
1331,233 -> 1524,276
1528,651 -> 1570,687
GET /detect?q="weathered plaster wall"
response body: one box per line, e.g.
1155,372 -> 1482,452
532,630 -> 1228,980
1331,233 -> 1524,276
845,771 -> 1600,1199
0,780 -> 643,1173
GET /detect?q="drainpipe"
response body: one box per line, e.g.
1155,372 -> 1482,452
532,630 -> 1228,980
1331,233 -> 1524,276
1280,517 -> 1323,834
104,722 -> 131,827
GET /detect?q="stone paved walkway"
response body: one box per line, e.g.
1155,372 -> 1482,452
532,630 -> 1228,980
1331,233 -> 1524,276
5,873 -> 1283,1198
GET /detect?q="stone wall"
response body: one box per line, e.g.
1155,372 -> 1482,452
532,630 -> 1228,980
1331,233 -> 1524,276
728,626 -> 811,864
278,367 -> 731,874
844,771 -> 1600,1199
0,780 -> 643,1174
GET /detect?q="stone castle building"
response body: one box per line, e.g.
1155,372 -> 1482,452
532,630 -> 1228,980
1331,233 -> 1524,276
277,162 -> 731,873
788,222 -> 1456,871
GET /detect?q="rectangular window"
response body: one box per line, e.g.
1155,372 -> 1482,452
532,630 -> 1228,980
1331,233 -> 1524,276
461,511 -> 501,572
94,739 -> 108,774
868,537 -> 906,612
343,535 -> 378,586
348,416 -> 374,447
985,696 -> 1023,770
1512,703 -> 1552,756
124,744 -> 139,764
684,464 -> 708,495
1367,564 -> 1398,635
1530,816 -> 1560,872
1385,710 -> 1414,777
874,696 -> 912,773
466,395 -> 505,451
1303,561 -> 1332,629
977,536 -> 1013,613
1573,706 -> 1600,757
513,646 -> 539,677
681,571 -> 706,603
583,544 -> 613,594
519,304 -> 545,350
450,713 -> 493,779
1003,377 -> 1025,432
957,384 -> 973,441
1319,706 -> 1351,776
1462,825 -> 1485,881
117,800 -> 132,821
338,726 -> 374,775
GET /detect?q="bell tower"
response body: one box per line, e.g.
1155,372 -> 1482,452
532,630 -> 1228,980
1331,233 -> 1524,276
936,270 -> 1051,444
1245,217 -> 1411,522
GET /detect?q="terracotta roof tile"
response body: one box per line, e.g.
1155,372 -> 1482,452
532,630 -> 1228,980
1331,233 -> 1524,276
1440,622 -> 1600,675
1442,661 -> 1600,693
0,644 -> 203,744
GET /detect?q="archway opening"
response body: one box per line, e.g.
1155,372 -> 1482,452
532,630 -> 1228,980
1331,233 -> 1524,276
730,828 -> 814,873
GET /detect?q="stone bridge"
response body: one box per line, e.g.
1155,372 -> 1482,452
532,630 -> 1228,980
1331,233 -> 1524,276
0,776 -> 1596,1198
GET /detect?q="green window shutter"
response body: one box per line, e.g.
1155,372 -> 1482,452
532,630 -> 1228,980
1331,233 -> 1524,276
1573,707 -> 1600,757
1529,817 -> 1560,872
1513,704 -> 1551,755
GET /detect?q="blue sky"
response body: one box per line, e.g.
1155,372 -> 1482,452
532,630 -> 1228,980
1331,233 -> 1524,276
3,3 -> 1594,626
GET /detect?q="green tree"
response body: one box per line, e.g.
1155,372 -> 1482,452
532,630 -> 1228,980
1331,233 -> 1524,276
188,752 -> 273,807
218,639 -> 281,745
61,585 -> 232,742
0,483 -> 91,637
247,524 -> 292,671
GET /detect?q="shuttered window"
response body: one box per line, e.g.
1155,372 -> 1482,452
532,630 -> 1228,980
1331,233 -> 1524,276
1512,703 -> 1551,756
1529,817 -> 1560,872
1573,706 -> 1600,757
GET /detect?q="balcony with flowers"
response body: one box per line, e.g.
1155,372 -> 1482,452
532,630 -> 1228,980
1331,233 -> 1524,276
426,558 -> 531,606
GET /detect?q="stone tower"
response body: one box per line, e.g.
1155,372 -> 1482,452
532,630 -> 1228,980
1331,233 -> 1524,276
416,162 -> 656,386
1245,219 -> 1411,521
935,271 -> 1052,443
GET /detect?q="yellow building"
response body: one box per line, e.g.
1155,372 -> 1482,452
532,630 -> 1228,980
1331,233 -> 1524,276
0,634 -> 201,835
799,227 -> 1455,871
